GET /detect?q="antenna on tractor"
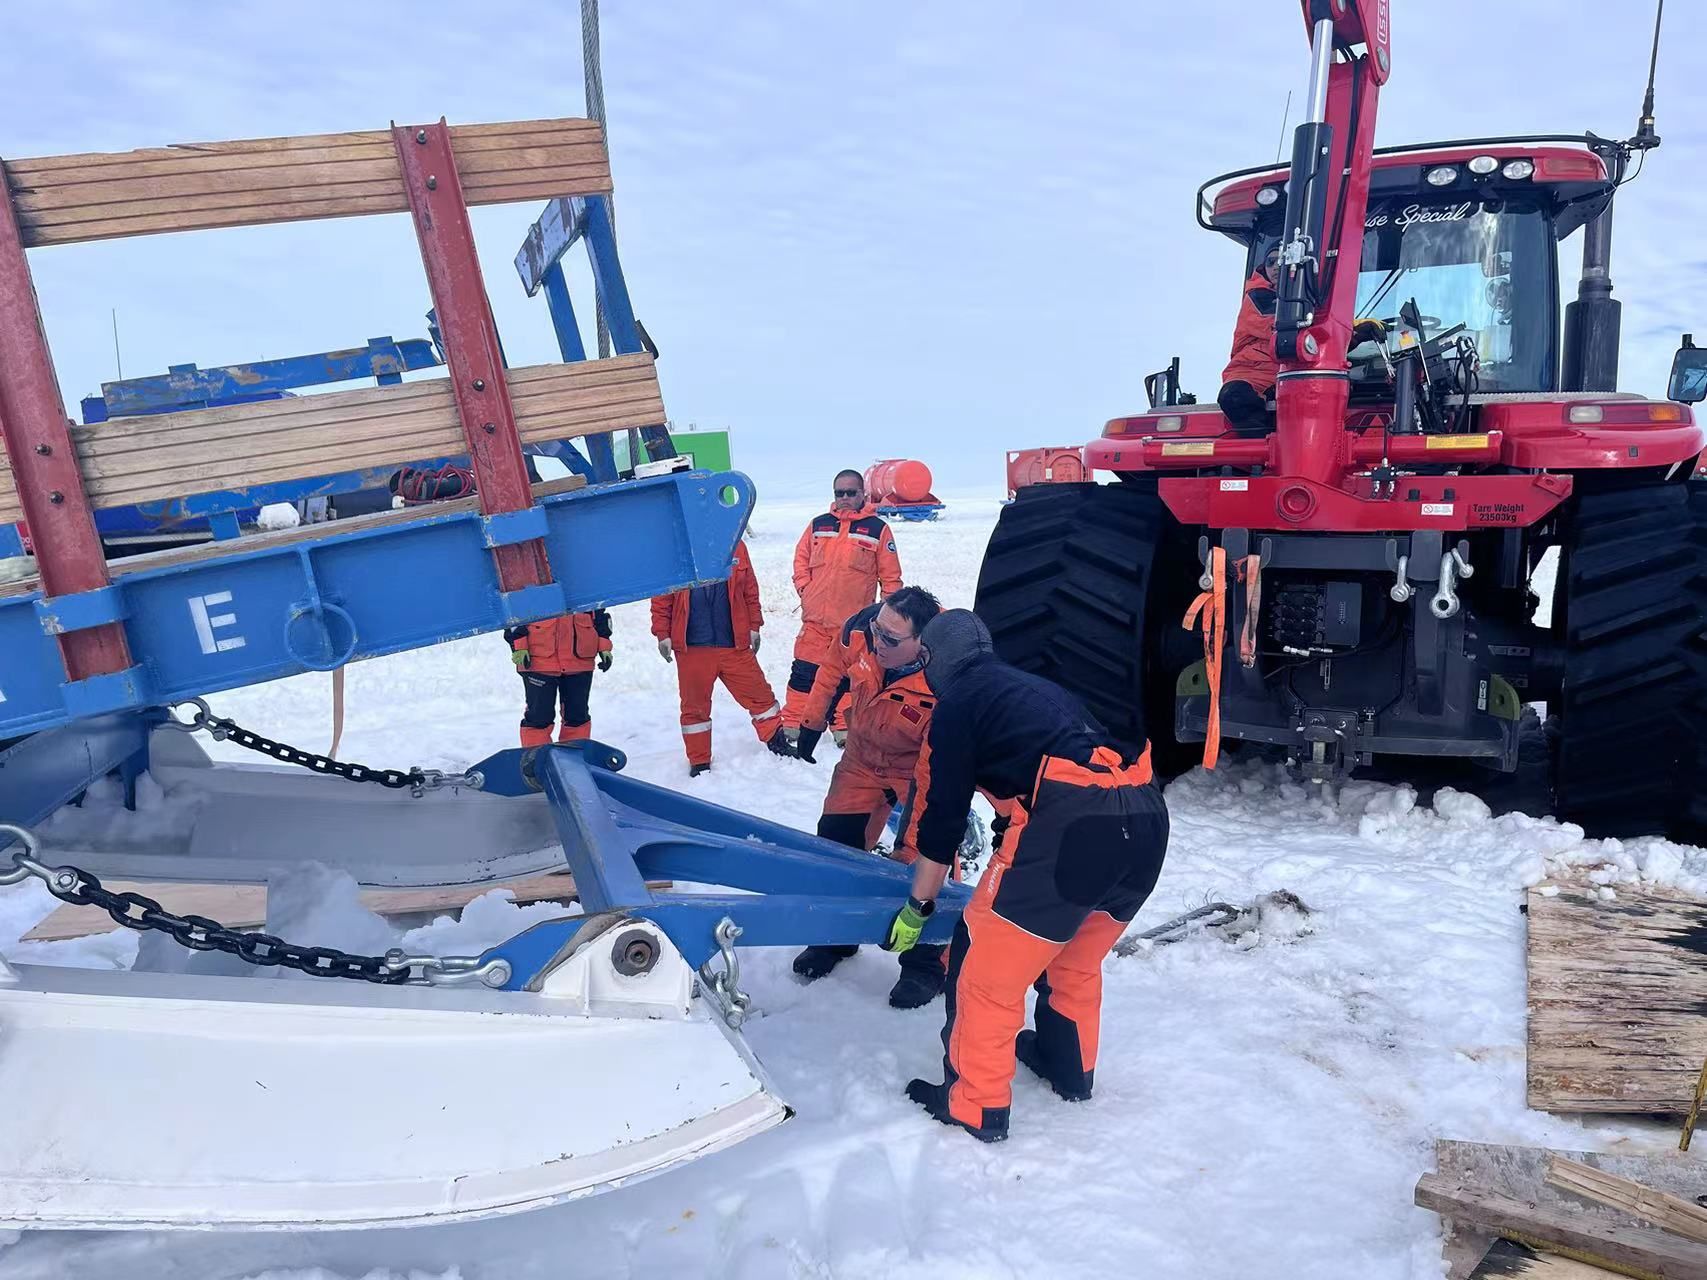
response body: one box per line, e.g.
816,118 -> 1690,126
1273,90 -> 1293,164
1630,0 -> 1663,152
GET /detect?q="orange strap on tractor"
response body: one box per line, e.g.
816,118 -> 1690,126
1182,547 -> 1227,770
1237,554 -> 1261,669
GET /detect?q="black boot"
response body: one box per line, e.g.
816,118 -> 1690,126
1014,1029 -> 1092,1102
887,955 -> 946,1009
689,762 -> 712,777
792,944 -> 857,981
904,1078 -> 1008,1142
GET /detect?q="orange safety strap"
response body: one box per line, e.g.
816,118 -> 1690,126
1236,554 -> 1262,669
329,665 -> 346,758
1182,547 -> 1227,770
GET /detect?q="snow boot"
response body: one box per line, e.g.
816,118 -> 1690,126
904,1078 -> 1008,1143
689,762 -> 713,778
1014,1030 -> 1092,1102
792,944 -> 857,980
887,963 -> 945,1009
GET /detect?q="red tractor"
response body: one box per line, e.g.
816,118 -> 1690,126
975,0 -> 1707,840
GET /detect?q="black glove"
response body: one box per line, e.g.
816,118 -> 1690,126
767,733 -> 798,759
597,650 -> 613,673
794,726 -> 823,764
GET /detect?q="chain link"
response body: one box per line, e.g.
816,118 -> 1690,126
0,823 -> 507,987
165,698 -> 481,795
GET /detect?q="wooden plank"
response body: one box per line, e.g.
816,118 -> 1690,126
0,474 -> 586,599
5,119 -> 612,247
64,357 -> 660,513
22,869 -> 674,942
1527,885 -> 1707,1114
1435,1141 -> 1707,1280
1547,1156 -> 1707,1245
1416,1174 -> 1707,1279
1472,1239 -> 1631,1278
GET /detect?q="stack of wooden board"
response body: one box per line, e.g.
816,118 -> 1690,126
1417,1140 -> 1707,1279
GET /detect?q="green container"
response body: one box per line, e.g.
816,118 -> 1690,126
615,428 -> 732,474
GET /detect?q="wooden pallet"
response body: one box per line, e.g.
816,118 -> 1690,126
1527,884 -> 1707,1114
1424,1140 -> 1707,1280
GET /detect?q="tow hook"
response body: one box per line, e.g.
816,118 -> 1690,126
1389,553 -> 1414,603
1431,546 -> 1473,619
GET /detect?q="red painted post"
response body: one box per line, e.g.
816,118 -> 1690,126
392,121 -> 551,594
0,161 -> 132,680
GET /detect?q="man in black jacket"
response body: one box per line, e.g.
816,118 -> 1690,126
881,610 -> 1170,1142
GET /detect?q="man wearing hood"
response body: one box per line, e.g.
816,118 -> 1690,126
882,609 -> 1170,1142
782,470 -> 904,737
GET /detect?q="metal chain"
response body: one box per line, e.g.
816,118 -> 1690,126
0,823 -> 510,987
165,698 -> 482,796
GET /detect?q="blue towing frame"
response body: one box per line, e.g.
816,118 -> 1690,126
0,115 -> 957,969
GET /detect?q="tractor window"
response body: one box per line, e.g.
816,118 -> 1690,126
1353,198 -> 1555,392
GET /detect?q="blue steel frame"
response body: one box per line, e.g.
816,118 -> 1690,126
475,744 -> 969,981
0,471 -> 753,738
514,195 -> 672,484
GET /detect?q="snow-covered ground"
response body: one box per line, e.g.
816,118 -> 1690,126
4,495 -> 1707,1280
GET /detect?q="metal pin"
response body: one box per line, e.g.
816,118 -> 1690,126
426,175 -> 438,191
472,379 -> 486,391
34,443 -> 50,455
415,130 -> 428,144
482,422 -> 495,434
47,491 -> 63,504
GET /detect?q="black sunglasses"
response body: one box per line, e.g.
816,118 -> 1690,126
872,622 -> 912,648
834,487 -> 861,498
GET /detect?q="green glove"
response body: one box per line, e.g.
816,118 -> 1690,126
510,642 -> 530,670
597,649 -> 613,673
882,896 -> 935,953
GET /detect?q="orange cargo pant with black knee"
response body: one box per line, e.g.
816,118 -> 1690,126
507,610 -> 610,747
942,749 -> 1167,1135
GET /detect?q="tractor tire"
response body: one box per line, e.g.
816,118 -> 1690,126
974,482 -> 1201,777
1550,481 -> 1707,839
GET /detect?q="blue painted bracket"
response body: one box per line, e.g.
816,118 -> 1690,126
0,470 -> 754,738
82,337 -> 442,422
0,711 -> 152,850
476,744 -> 969,984
514,195 -> 672,468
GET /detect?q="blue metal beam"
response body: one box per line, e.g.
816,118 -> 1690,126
84,338 -> 441,421
0,470 -> 754,738
498,746 -> 968,977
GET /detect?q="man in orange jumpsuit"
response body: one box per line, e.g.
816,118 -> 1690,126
882,609 -> 1170,1142
1217,244 -> 1282,434
786,585 -> 946,1008
652,539 -> 788,776
506,610 -> 613,746
783,470 -> 904,738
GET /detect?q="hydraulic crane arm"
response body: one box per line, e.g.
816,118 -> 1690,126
1273,0 -> 1390,483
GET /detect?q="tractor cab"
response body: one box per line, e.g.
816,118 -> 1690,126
1207,144 -> 1615,400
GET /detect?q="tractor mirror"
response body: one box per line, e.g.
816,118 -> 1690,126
1669,338 -> 1707,404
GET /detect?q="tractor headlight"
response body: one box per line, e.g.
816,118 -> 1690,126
1467,155 -> 1499,175
1426,166 -> 1459,187
1501,158 -> 1535,180
1255,186 -> 1282,206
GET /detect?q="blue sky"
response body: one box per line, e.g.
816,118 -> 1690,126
4,0 -> 1701,497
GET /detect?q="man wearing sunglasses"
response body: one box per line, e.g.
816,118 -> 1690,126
1216,243 -> 1282,435
785,586 -> 947,1008
782,470 -> 904,741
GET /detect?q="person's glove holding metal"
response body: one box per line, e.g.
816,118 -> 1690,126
510,639 -> 531,670
597,649 -> 614,673
657,638 -> 673,663
750,630 -> 762,655
882,896 -> 935,953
